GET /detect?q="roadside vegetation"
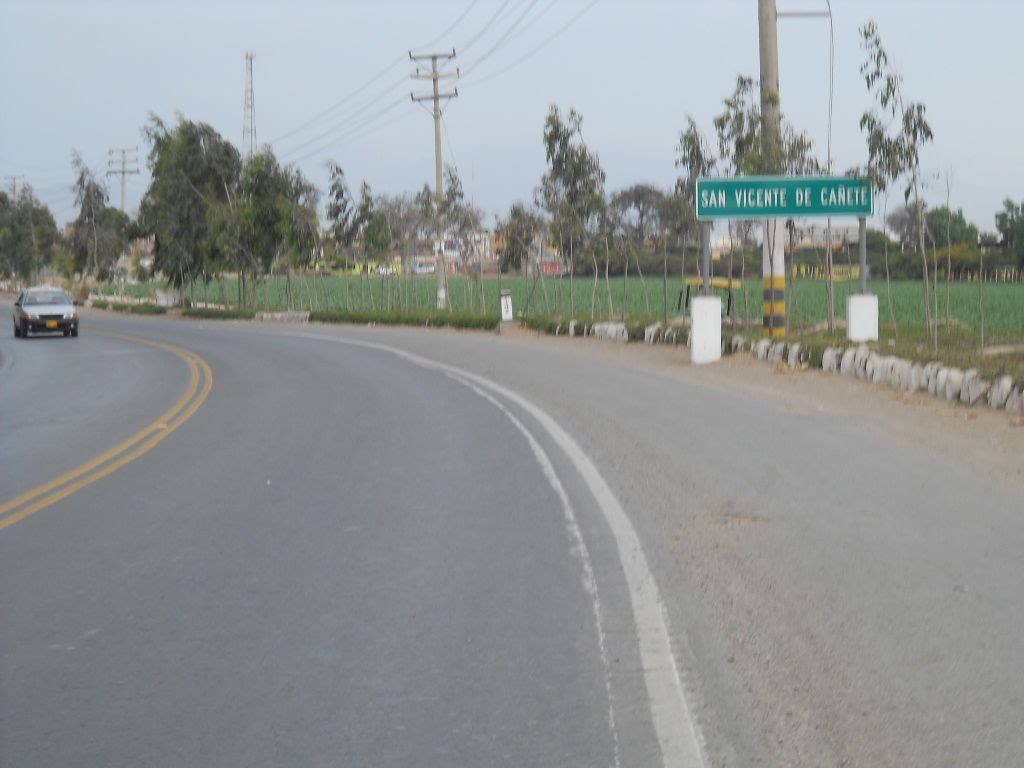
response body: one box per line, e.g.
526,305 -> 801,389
3,18 -> 1021,382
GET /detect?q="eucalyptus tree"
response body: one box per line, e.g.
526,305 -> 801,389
675,115 -> 717,285
995,199 -> 1023,268
70,152 -> 127,280
140,116 -> 242,294
326,162 -> 358,269
440,166 -> 486,310
859,20 -> 935,334
495,202 -> 543,274
541,104 -> 606,317
0,187 -> 60,282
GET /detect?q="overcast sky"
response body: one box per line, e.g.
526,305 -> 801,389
2,0 -> 1021,233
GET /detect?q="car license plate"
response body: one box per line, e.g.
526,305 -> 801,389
46,320 -> 58,329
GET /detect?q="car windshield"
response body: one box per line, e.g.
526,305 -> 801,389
24,291 -> 71,306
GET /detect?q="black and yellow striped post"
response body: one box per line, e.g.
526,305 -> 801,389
762,218 -> 787,337
762,275 -> 786,337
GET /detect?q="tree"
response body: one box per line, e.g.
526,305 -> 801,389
610,184 -> 665,247
326,162 -> 358,265
496,202 -> 542,273
139,115 -> 242,291
70,152 -> 127,280
675,116 -> 717,285
995,198 -> 1024,268
0,187 -> 60,282
860,20 -> 935,335
541,105 -> 606,316
886,202 -> 927,251
925,206 -> 978,249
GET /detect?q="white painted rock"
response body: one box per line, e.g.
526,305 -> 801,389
988,375 -> 1014,410
822,348 -> 839,372
769,342 -> 786,363
643,321 -> 660,343
866,352 -> 883,383
933,367 -> 948,398
591,322 -> 628,342
960,369 -> 990,406
854,345 -> 871,379
840,348 -> 857,377
945,368 -> 964,402
909,364 -> 924,392
960,369 -> 978,404
787,343 -> 802,368
754,339 -> 771,360
731,334 -> 748,353
1005,388 -> 1023,415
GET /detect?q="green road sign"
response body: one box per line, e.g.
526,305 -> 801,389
695,176 -> 873,220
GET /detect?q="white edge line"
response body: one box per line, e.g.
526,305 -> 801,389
288,332 -> 708,768
446,371 -> 622,768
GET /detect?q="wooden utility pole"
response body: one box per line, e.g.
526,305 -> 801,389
107,147 -> 139,213
410,49 -> 458,309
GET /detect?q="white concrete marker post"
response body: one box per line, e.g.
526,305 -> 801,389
691,222 -> 722,364
691,296 -> 722,364
499,289 -> 514,322
847,216 -> 879,342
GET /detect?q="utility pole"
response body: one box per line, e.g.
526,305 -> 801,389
107,148 -> 139,213
758,0 -> 787,337
410,49 -> 458,309
243,51 -> 257,162
5,175 -> 26,198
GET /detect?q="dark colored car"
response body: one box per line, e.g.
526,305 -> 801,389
13,286 -> 79,338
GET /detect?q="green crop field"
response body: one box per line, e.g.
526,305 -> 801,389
116,273 -> 1023,339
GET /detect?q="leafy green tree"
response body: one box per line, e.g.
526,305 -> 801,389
326,162 -> 358,265
995,198 -> 1024,268
925,206 -> 978,248
496,202 -> 542,273
70,152 -> 127,280
541,104 -> 606,315
0,187 -> 60,282
140,115 -> 242,290
860,20 -> 935,333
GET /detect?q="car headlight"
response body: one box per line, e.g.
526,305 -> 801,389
64,311 -> 78,320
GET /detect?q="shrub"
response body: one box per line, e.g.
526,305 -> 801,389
182,307 -> 257,320
310,309 -> 500,331
125,303 -> 167,315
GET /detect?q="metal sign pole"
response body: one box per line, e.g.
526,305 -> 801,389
701,222 -> 711,297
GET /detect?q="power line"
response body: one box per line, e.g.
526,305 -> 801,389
276,76 -> 409,160
461,0 -> 602,88
267,0 -> 482,148
461,0 -> 543,74
286,96 -> 411,165
455,0 -> 514,56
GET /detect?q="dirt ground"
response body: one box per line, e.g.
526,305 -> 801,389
498,325 -> 1024,491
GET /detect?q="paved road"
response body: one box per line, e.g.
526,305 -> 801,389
2,308 -> 1023,767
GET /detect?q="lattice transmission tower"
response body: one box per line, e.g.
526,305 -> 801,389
242,51 -> 257,161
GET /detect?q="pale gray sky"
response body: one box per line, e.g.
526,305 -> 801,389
2,0 -> 1021,232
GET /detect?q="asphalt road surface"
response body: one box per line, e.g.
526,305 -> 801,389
2,306 -> 1022,767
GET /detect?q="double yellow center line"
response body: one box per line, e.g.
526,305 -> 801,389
0,334 -> 213,531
